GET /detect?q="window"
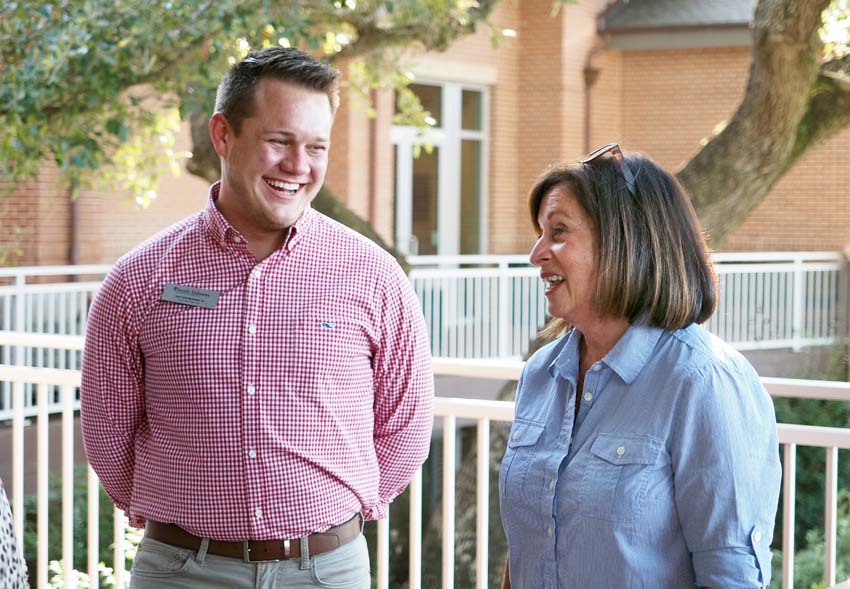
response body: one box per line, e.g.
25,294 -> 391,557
392,82 -> 488,256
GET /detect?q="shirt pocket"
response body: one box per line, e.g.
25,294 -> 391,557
578,432 -> 667,524
287,312 -> 373,400
500,419 -> 545,502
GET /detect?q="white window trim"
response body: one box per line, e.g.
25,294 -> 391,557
392,80 -> 489,256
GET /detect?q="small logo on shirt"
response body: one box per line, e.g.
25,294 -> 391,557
321,322 -> 336,330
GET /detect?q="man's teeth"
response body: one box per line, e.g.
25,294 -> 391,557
266,179 -> 300,192
543,275 -> 564,286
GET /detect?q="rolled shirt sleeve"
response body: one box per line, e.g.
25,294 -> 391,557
672,360 -> 781,587
81,263 -> 146,522
365,262 -> 434,520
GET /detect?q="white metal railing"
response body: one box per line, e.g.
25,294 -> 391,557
708,252 -> 846,352
0,265 -> 108,419
0,253 -> 845,365
0,332 -> 85,421
411,252 -> 847,359
409,255 -> 542,360
4,338 -> 850,589
2,363 -> 129,589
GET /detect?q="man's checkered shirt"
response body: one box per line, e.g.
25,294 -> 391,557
81,183 -> 434,540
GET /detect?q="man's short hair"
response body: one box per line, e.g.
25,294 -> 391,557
214,46 -> 340,134
528,150 -> 718,336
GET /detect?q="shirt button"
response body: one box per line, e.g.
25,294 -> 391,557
248,324 -> 257,335
252,268 -> 261,279
584,392 -> 592,402
547,526 -> 554,537
255,508 -> 262,518
592,364 -> 601,372
512,432 -> 519,441
549,479 -> 555,491
247,384 -> 256,395
233,235 -> 242,243
753,529 -> 763,543
616,446 -> 626,457
248,450 -> 256,459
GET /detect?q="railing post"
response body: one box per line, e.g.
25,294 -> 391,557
11,380 -> 24,557
498,274 -> 510,358
14,275 -> 25,370
88,467 -> 100,589
792,258 -> 805,352
409,468 -> 423,589
442,416 -> 457,589
824,447 -> 838,587
782,444 -> 796,589
377,516 -> 390,589
114,507 -> 127,589
476,418 -> 490,589
37,383 -> 49,589
62,384 -> 76,589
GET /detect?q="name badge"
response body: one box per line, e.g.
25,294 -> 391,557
161,283 -> 220,309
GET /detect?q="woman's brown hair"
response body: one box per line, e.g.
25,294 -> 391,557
528,150 -> 717,338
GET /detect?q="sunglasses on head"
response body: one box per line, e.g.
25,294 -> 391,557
581,143 -> 636,196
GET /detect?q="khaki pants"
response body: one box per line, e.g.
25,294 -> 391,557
129,534 -> 370,589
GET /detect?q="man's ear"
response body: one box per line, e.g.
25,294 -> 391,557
209,113 -> 232,158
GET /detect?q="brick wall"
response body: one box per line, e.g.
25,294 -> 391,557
723,132 -> 850,252
614,45 -> 850,252
1,175 -> 47,266
7,12 -> 850,267
1,108 -> 209,267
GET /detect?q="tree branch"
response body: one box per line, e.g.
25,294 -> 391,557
677,0 -> 832,246
12,0 -> 227,120
336,0 -> 499,58
789,53 -> 850,164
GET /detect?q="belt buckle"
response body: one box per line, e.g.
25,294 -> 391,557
242,539 -> 290,563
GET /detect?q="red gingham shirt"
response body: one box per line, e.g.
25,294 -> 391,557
81,183 -> 434,540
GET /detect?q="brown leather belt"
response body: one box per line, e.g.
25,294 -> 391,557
144,514 -> 362,563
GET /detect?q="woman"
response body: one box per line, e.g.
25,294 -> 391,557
499,145 -> 781,588
0,477 -> 28,587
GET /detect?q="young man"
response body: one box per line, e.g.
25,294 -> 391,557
81,47 -> 434,588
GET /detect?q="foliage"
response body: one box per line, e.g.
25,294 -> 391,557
771,344 -> 850,550
22,465 -> 137,584
0,0 -> 497,204
822,0 -> 850,58
774,396 -> 850,549
770,490 -> 850,589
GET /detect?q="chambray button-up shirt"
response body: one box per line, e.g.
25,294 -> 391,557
499,323 -> 781,588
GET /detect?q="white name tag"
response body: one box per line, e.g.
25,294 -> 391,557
161,283 -> 220,309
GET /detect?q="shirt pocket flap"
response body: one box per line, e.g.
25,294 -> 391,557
590,433 -> 663,466
507,420 -> 545,448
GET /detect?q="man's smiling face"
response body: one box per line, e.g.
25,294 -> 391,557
211,76 -> 333,242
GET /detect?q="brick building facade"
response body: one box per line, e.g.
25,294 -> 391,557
3,0 -> 849,266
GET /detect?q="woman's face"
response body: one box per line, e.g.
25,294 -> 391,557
530,185 -> 599,328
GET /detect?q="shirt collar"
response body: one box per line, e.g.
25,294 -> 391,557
602,322 -> 664,384
548,328 -> 581,385
547,321 -> 664,385
202,181 -> 317,252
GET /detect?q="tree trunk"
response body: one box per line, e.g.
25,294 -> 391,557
679,0 -> 832,246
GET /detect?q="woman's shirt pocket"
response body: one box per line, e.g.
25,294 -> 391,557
500,419 -> 546,503
578,432 -> 672,525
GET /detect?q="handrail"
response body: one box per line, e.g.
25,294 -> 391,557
2,359 -> 849,589
0,264 -> 111,278
0,331 -> 86,350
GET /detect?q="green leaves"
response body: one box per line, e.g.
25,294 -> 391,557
0,0 -> 497,204
821,0 -> 850,58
